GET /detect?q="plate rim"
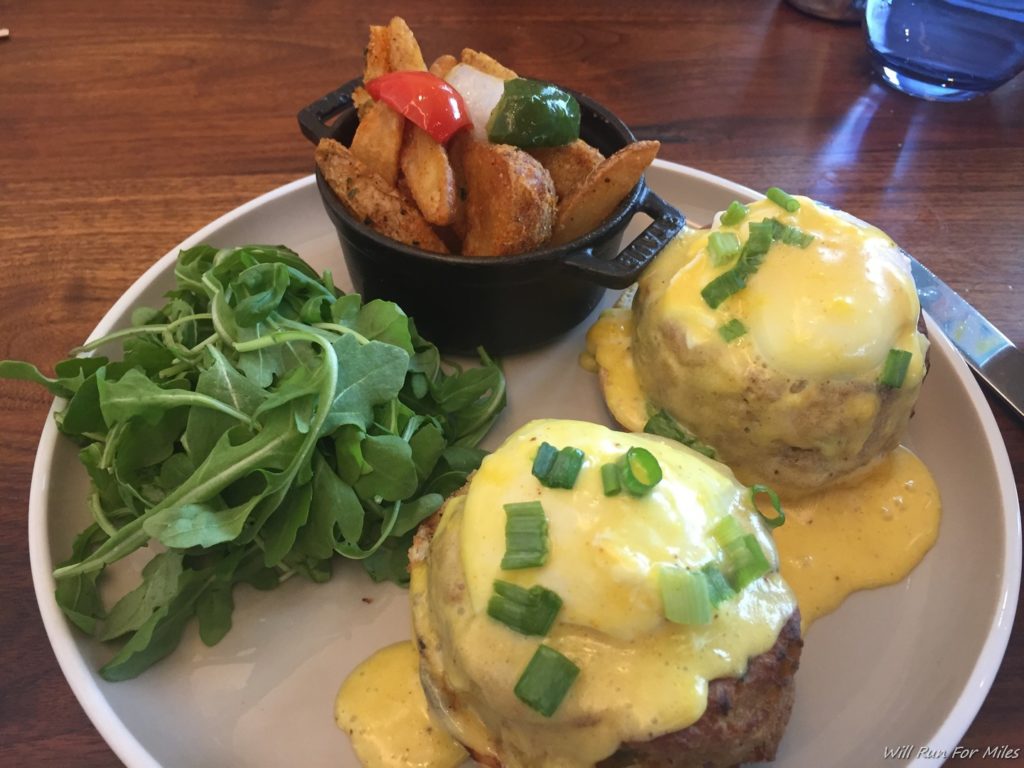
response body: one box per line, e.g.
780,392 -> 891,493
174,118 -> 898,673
26,164 -> 1021,768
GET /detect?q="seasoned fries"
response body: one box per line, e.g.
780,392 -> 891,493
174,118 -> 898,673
400,124 -> 456,226
459,48 -> 517,80
551,140 -> 661,247
350,101 -> 404,186
316,138 -> 448,254
457,139 -> 557,257
387,17 -> 427,72
428,54 -> 457,79
364,25 -> 390,81
528,140 -> 604,200
318,17 -> 659,257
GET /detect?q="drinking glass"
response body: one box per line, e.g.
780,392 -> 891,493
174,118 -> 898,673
864,0 -> 1024,101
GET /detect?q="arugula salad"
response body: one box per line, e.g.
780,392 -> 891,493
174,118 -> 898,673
0,244 -> 505,680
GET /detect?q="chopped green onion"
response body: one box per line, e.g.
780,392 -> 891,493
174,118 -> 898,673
724,534 -> 772,590
700,270 -> 748,309
541,446 -> 585,489
601,463 -> 621,496
487,580 -> 563,636
701,221 -> 774,309
531,442 -> 558,482
501,501 -> 549,570
710,515 -> 746,548
701,563 -> 737,607
644,410 -> 716,459
514,645 -> 580,717
750,484 -> 786,529
718,319 -> 747,342
659,565 -> 713,625
879,349 -> 912,388
618,446 -> 663,496
721,200 -> 749,226
766,187 -> 800,212
707,232 -> 741,266
765,217 -> 814,248
745,220 -> 775,254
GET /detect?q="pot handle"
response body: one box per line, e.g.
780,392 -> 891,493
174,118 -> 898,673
562,187 -> 686,289
297,78 -> 362,144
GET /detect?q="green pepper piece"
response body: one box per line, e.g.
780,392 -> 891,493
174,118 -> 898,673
486,78 -> 581,148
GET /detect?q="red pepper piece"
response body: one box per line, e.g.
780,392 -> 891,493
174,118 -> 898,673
365,71 -> 471,144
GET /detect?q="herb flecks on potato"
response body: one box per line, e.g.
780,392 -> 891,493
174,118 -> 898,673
317,138 -> 449,253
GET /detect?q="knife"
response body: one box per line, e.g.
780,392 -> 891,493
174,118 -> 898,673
911,258 -> 1024,421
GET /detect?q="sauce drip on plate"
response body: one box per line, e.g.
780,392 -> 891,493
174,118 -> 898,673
335,641 -> 467,768
773,446 -> 941,630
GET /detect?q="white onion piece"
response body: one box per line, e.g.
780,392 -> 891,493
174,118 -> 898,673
444,63 -> 505,141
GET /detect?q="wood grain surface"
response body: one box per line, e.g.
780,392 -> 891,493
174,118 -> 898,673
1,1 -> 1021,766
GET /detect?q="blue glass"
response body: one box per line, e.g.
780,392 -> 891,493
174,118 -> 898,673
864,0 -> 1024,101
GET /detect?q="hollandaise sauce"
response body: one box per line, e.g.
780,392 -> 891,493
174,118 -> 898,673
583,195 -> 943,632
410,420 -> 797,768
335,641 -> 467,768
773,447 -> 941,630
581,307 -> 647,432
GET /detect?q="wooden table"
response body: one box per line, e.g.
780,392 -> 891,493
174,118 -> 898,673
1,1 -> 1021,765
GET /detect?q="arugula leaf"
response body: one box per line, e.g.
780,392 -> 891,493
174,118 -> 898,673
304,453 -> 365,557
333,424 -> 367,484
98,368 -> 254,427
322,335 -> 409,433
196,583 -> 234,646
391,493 -> 443,538
143,495 -> 261,549
0,361 -> 74,398
79,444 -> 123,513
0,242 -> 507,679
331,294 -> 362,326
183,347 -> 267,464
355,300 -> 415,354
114,406 -> 187,475
232,262 -> 291,327
54,524 -> 108,635
361,535 -> 415,585
408,422 -> 446,480
121,335 -> 176,377
55,372 -> 107,438
354,435 -> 420,502
260,482 -> 313,567
157,452 -> 193,489
99,565 -> 215,682
423,446 -> 487,496
98,552 -> 184,641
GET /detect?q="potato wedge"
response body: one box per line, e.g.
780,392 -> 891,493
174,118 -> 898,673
387,16 -> 426,71
429,54 -> 458,79
550,140 -> 660,247
527,140 -> 604,200
352,86 -> 373,119
447,132 -> 472,243
400,124 -> 456,226
316,139 -> 448,253
350,101 -> 404,187
459,48 -> 517,80
456,138 -> 557,256
364,24 -> 391,81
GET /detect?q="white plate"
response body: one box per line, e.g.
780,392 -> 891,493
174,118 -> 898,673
29,162 -> 1021,768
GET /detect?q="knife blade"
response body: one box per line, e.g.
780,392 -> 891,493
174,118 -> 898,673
910,258 -> 1024,421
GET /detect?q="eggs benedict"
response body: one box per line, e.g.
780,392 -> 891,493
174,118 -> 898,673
407,419 -> 802,768
584,192 -> 942,630
586,193 -> 929,497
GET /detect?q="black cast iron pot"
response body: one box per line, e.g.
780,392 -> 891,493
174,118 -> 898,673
298,77 -> 685,355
